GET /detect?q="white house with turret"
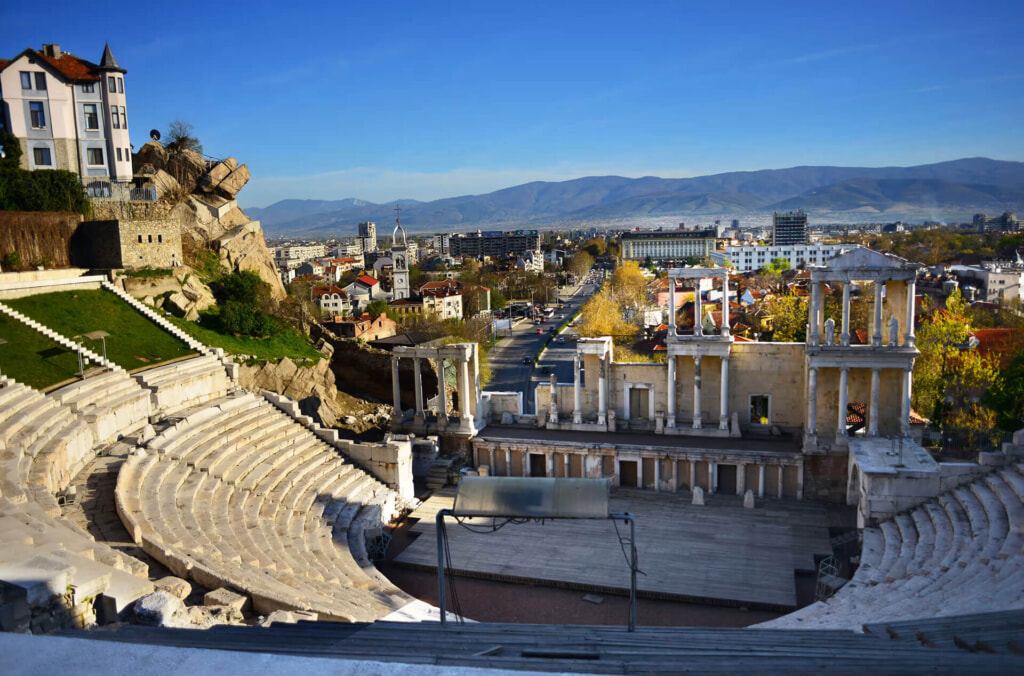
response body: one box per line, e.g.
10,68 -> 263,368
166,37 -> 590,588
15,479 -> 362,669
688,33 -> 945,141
0,43 -> 131,183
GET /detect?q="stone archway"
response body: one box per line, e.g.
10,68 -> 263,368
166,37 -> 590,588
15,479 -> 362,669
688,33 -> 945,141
847,464 -> 861,506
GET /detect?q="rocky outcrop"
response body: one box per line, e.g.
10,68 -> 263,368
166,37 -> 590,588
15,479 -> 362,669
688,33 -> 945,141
237,356 -> 342,427
133,141 -> 168,172
165,149 -> 207,191
197,158 -> 250,199
118,267 -> 216,321
215,221 -> 286,299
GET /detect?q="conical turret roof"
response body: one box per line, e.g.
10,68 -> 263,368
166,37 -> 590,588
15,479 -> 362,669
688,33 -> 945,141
98,42 -> 125,72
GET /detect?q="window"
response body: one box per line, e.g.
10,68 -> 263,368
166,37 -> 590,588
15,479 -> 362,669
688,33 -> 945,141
116,148 -> 122,161
148,235 -> 152,243
20,72 -> 32,89
158,234 -> 163,243
117,77 -> 123,93
29,102 -> 46,128
33,147 -> 52,166
138,235 -> 143,244
87,147 -> 103,165
750,395 -> 771,425
108,76 -> 117,93
34,72 -> 46,90
111,107 -> 120,129
120,106 -> 127,128
83,103 -> 98,130
81,83 -> 94,94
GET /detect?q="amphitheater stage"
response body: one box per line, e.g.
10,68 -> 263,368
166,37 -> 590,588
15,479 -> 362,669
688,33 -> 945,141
393,487 -> 831,610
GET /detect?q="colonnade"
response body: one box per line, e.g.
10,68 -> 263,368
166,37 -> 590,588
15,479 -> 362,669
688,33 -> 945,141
474,444 -> 804,500
391,344 -> 477,425
664,354 -> 730,430
808,278 -> 916,348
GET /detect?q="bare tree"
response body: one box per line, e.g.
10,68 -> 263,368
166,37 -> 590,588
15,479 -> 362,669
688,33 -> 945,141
165,120 -> 203,155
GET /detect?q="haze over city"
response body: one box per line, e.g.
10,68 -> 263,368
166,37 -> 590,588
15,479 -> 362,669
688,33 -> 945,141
2,0 -> 1023,207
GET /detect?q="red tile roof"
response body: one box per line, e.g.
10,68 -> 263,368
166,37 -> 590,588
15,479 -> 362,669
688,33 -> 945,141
355,274 -> 378,287
312,285 -> 347,297
1,48 -> 102,82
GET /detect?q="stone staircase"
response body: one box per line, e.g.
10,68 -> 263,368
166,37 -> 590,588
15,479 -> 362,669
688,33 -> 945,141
115,392 -> 412,622
759,463 -> 1024,630
101,281 -> 209,355
426,457 -> 455,491
0,301 -> 122,374
0,378 -> 154,632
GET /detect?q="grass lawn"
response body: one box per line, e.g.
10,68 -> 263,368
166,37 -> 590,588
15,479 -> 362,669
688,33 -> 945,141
8,290 -> 196,371
0,314 -> 84,389
165,309 -> 321,363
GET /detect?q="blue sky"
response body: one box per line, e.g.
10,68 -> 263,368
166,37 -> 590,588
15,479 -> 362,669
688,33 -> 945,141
3,1 -> 1023,207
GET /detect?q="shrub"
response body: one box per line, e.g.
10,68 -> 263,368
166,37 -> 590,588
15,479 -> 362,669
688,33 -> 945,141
0,166 -> 91,216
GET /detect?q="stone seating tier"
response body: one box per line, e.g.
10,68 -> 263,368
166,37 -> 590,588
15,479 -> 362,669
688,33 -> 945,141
50,370 -> 153,445
132,354 -> 231,415
758,464 -> 1024,630
0,379 -> 154,620
116,392 -> 412,622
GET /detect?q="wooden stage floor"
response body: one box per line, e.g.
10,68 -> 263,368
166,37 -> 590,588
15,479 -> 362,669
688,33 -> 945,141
393,487 -> 832,610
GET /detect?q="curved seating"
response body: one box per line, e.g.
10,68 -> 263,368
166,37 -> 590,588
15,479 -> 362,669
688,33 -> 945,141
115,392 -> 412,622
50,370 -> 152,444
132,354 -> 231,415
0,378 -> 154,621
758,464 -> 1024,630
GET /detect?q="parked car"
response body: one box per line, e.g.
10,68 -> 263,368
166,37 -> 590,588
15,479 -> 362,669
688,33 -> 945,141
536,328 -> 543,334
522,356 -> 531,365
533,319 -> 541,325
557,336 -> 566,344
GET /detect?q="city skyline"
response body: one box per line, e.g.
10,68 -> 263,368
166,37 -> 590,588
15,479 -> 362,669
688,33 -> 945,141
2,0 -> 1023,207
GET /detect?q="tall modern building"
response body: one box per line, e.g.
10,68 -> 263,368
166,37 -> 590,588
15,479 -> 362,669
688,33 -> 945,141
772,210 -> 808,246
0,43 -> 131,182
620,228 -> 716,261
449,230 -> 541,258
357,222 -> 377,253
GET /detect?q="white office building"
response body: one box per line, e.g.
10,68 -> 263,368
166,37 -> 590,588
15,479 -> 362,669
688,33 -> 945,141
722,242 -> 859,272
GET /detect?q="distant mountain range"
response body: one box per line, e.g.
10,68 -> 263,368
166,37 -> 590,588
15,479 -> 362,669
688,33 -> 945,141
247,158 -> 1024,236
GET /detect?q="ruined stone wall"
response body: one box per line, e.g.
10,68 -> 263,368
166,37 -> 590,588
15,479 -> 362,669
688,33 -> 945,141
117,219 -> 183,269
325,337 -> 438,411
0,211 -> 82,268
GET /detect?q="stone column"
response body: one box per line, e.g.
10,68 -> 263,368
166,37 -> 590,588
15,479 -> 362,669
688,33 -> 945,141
869,368 -> 880,436
809,282 -> 820,346
668,278 -> 676,339
806,367 -> 818,437
720,275 -> 731,336
460,358 -> 472,421
905,278 -> 917,348
873,282 -> 884,347
777,466 -> 784,499
564,453 -> 570,478
758,464 -> 766,498
710,462 -> 717,494
548,373 -> 558,423
692,356 -> 703,429
841,282 -> 851,346
391,357 -> 402,417
694,282 -> 703,336
573,354 -> 582,424
413,357 -> 424,422
436,357 -> 448,423
737,463 -> 746,496
637,456 -> 644,489
545,452 -> 554,478
719,356 -> 729,430
673,459 -> 679,493
597,358 -> 607,425
797,463 -> 804,501
654,457 -> 661,492
488,448 -> 495,472
837,367 -> 849,441
900,367 -> 912,436
689,461 -> 696,492
505,448 -> 511,477
666,355 -> 676,428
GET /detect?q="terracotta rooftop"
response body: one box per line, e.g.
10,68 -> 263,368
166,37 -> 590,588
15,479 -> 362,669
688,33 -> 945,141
312,286 -> 346,297
355,274 -> 379,287
1,48 -> 105,82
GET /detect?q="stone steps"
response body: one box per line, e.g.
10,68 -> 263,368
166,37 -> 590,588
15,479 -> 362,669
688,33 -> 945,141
757,463 -> 1024,630
114,393 -> 409,622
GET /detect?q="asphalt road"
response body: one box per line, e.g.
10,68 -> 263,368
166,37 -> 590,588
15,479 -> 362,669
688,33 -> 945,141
487,282 -> 598,413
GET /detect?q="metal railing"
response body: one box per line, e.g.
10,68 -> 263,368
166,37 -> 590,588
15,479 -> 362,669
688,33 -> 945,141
930,427 -> 1012,458
83,180 -> 158,202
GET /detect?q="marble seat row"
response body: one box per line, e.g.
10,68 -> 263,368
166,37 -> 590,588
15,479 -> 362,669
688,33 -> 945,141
115,392 -> 412,622
49,369 -> 153,444
758,464 -> 1024,630
0,379 -> 154,622
132,354 -> 232,414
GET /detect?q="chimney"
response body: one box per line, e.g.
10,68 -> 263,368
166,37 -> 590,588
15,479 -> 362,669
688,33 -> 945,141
42,44 -> 61,59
